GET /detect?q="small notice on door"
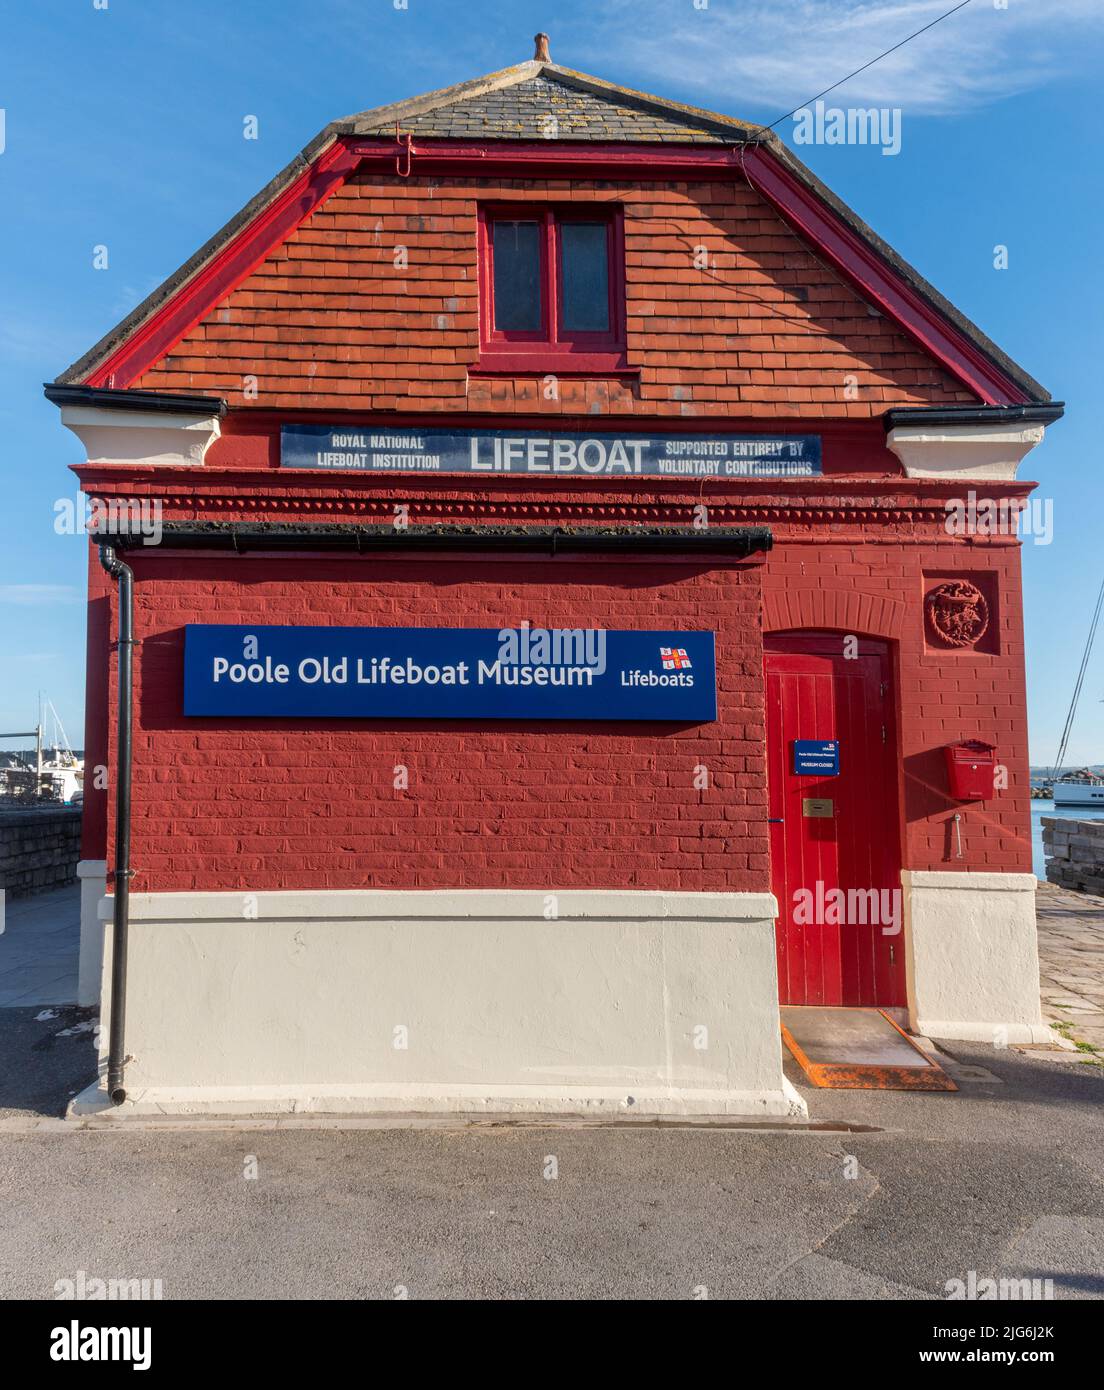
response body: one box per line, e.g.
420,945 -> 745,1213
793,740 -> 840,776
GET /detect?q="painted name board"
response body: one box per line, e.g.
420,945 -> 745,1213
183,625 -> 717,722
793,740 -> 840,776
280,426 -> 822,478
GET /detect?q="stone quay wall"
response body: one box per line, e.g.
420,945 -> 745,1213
0,806 -> 82,898
1043,817 -> 1104,896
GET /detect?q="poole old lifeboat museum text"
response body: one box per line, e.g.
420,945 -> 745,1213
51,39 -> 1061,1116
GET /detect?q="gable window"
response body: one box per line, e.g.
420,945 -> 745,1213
477,205 -> 626,371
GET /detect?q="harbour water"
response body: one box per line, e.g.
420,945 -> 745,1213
1031,799 -> 1104,877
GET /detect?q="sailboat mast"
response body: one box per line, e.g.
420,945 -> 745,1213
1050,573 -> 1104,781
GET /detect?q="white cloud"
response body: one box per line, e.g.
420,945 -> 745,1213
586,0 -> 1104,118
0,319 -> 81,368
109,274 -> 168,321
0,585 -> 80,605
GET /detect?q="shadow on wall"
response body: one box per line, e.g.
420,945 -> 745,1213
903,747 -> 1025,867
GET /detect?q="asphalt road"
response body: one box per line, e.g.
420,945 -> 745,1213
0,1005 -> 99,1122
0,1009 -> 1101,1300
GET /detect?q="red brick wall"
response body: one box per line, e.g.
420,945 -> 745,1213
80,473 -> 1032,882
197,413 -> 903,477
762,539 -> 1031,874
134,173 -> 975,418
81,551 -> 112,864
111,552 -> 768,894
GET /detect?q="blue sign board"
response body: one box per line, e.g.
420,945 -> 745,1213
280,426 -> 821,479
183,625 -> 717,722
793,740 -> 840,776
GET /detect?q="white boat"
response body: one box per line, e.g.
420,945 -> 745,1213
37,699 -> 84,803
39,745 -> 84,803
0,699 -> 83,803
1052,774 -> 1104,807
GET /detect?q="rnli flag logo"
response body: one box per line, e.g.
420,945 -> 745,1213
660,647 -> 691,670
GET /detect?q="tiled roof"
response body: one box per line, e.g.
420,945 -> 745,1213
343,62 -> 755,145
354,72 -> 737,144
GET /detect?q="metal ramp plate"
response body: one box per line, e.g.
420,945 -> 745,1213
780,1006 -> 957,1091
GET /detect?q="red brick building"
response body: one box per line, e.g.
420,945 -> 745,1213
50,41 -> 1060,1115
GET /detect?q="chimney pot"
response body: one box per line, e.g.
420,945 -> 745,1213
533,32 -> 551,62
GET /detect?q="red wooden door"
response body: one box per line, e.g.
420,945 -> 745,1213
765,634 -> 904,1007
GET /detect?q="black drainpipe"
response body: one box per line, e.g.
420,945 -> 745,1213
98,544 -> 134,1104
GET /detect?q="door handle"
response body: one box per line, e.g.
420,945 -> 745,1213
768,818 -> 783,824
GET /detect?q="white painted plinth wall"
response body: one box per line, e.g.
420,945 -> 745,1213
76,859 -> 107,1007
903,871 -> 1052,1044
87,889 -> 806,1118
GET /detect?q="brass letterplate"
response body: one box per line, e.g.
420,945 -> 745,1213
802,798 -> 834,818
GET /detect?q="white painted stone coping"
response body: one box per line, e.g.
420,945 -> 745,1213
886,422 -> 1045,481
60,404 -> 221,467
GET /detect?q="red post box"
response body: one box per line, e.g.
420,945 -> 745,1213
944,740 -> 997,801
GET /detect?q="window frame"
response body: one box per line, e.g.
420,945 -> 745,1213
477,204 -> 627,373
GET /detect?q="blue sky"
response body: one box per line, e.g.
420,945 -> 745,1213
1,0 -> 1101,763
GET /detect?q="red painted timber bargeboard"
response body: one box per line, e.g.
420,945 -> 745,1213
738,148 -> 1030,406
84,140 -> 359,391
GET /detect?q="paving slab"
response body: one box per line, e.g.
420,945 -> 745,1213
1036,883 -> 1104,1063
0,883 -> 79,1008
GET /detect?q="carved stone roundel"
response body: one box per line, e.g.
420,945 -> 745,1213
926,580 -> 990,649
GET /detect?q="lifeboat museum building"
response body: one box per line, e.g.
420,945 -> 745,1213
50,40 -> 1062,1117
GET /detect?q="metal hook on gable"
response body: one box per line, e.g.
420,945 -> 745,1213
395,124 -> 414,177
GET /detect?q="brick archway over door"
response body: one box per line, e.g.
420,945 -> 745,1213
763,588 -> 907,641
